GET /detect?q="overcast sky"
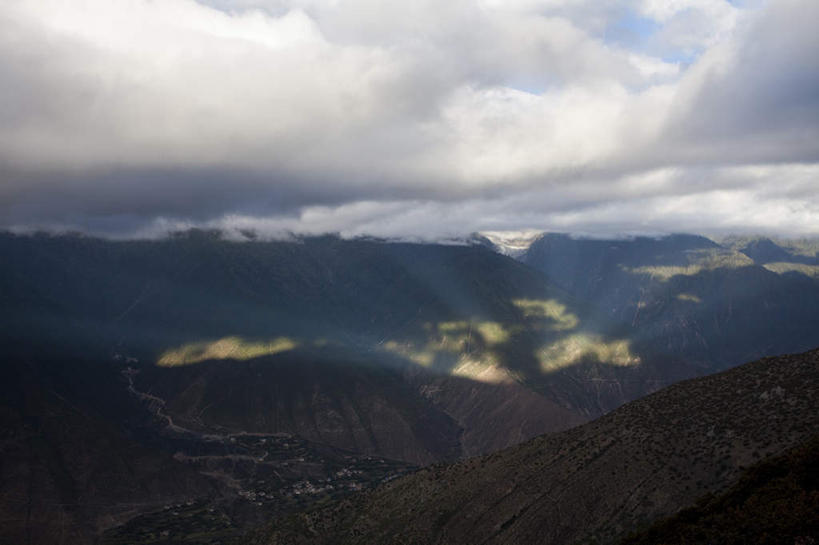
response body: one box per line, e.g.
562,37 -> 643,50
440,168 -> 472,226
1,0 -> 817,239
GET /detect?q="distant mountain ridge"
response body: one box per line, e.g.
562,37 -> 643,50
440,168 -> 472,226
518,232 -> 819,370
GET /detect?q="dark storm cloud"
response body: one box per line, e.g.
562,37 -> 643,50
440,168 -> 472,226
0,0 -> 817,238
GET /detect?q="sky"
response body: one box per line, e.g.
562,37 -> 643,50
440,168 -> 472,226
1,0 -> 817,239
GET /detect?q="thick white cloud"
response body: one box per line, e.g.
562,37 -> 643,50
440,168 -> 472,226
0,0 -> 817,237
640,0 -> 739,56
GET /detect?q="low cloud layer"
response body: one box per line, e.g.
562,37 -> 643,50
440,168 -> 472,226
1,0 -> 817,238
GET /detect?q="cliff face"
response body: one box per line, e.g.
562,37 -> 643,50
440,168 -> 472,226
260,348 -> 819,545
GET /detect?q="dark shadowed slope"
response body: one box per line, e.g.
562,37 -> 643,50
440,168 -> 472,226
0,232 -> 620,543
621,435 -> 819,545
0,356 -> 220,545
0,230 -> 700,465
259,348 -> 819,545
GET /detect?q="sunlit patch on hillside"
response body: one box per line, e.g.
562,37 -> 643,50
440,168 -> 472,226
623,250 -> 753,280
763,262 -> 819,278
435,321 -> 473,349
425,321 -> 512,348
676,293 -> 702,303
157,336 -> 299,366
475,322 -> 511,345
537,334 -> 640,372
626,265 -> 705,280
383,312 -> 641,379
384,320 -> 504,366
382,320 -> 514,380
450,358 -> 515,384
383,340 -> 436,367
382,339 -> 511,384
513,299 -> 579,330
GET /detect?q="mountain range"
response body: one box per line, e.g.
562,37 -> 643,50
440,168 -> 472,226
1,230 -> 818,543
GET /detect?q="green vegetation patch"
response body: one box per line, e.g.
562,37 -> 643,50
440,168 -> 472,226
764,262 -> 819,278
157,336 -> 299,366
513,298 -> 579,330
537,334 -> 640,372
624,249 -> 753,280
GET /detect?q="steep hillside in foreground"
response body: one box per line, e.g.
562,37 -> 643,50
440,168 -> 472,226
621,435 -> 819,545
258,348 -> 819,545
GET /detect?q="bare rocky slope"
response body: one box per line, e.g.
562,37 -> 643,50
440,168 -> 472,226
620,435 -> 819,545
259,348 -> 819,545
